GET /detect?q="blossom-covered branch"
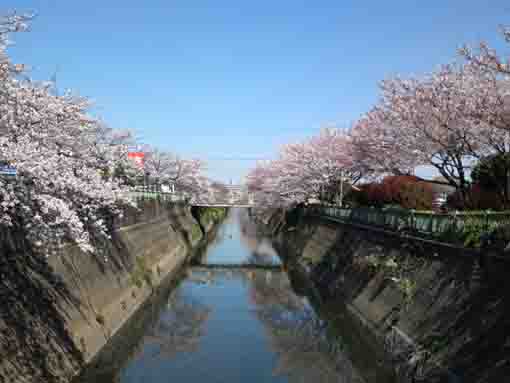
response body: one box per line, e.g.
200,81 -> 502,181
0,14 -> 207,255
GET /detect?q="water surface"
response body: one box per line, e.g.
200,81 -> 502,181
78,208 -> 393,383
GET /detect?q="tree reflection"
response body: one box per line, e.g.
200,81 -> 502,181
239,209 -> 280,266
248,271 -> 365,383
143,290 -> 211,360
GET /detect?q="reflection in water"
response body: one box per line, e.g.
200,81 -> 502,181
79,208 -> 392,383
238,209 -> 281,266
143,290 -> 211,360
248,271 -> 365,383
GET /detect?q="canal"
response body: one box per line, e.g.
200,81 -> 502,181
76,208 -> 394,383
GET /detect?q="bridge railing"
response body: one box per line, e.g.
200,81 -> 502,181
128,191 -> 187,203
308,205 -> 510,236
127,191 -> 255,206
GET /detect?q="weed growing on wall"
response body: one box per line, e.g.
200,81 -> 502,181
364,252 -> 423,307
130,256 -> 153,288
191,224 -> 202,242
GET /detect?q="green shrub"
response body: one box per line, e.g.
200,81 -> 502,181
392,277 -> 417,305
471,153 -> 510,209
437,218 -> 502,248
364,254 -> 417,305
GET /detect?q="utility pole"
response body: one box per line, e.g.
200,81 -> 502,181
339,169 -> 344,207
50,65 -> 60,96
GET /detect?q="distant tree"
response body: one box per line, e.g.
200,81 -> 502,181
246,128 -> 359,206
143,148 -> 207,198
320,178 -> 354,205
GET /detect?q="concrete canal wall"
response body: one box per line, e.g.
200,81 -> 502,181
273,211 -> 510,383
0,201 -> 226,383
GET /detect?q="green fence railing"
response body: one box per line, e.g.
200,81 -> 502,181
309,205 -> 510,236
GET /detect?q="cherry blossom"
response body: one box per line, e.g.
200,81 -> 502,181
355,64 -> 509,200
246,128 -> 358,206
0,13 -> 210,255
143,148 -> 208,199
0,18 -> 128,254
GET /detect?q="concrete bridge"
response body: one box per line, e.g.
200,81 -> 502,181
131,183 -> 257,207
192,183 -> 256,207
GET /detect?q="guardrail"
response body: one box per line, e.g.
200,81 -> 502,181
308,205 -> 510,236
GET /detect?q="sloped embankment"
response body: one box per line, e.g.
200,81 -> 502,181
273,212 -> 510,383
0,202 -> 226,383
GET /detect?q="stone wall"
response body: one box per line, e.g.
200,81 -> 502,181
274,214 -> 510,383
0,201 -> 224,383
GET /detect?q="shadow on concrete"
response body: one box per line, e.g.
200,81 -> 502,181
0,228 -> 83,383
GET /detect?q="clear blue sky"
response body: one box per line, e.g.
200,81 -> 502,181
3,1 -> 510,183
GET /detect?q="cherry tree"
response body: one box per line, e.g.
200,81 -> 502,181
364,64 -> 510,201
460,25 -> 510,77
86,125 -> 139,181
143,148 -> 208,199
246,160 -> 288,207
459,27 -> 510,149
350,107 -> 421,179
0,14 -> 134,255
246,128 -> 357,206
458,26 -> 510,207
247,22 -> 510,208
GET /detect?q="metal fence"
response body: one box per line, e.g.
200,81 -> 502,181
309,205 -> 510,236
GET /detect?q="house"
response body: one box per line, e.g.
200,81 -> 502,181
417,177 -> 456,208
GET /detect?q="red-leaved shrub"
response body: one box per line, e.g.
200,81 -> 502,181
348,175 -> 435,210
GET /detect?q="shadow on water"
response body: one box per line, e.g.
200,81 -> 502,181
75,208 -> 395,383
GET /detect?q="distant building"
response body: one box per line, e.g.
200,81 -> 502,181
418,178 -> 456,196
160,183 -> 175,193
417,178 -> 456,209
